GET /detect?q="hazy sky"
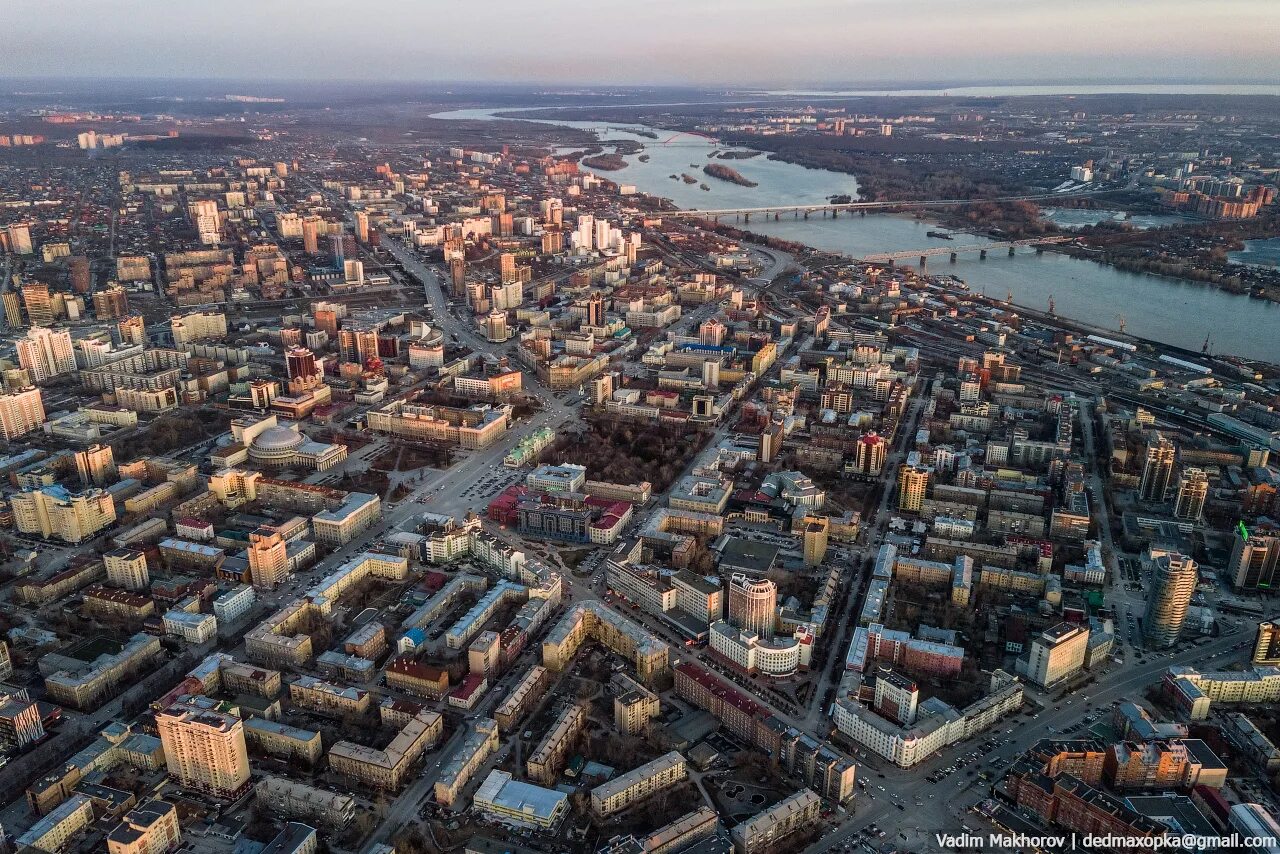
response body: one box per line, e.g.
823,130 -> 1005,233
5,0 -> 1279,88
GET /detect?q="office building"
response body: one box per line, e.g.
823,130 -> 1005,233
728,574 -> 776,638
1139,434 -> 1176,502
0,693 -> 45,751
1173,469 -> 1209,520
1144,553 -> 1198,649
16,327 -> 76,383
0,386 -> 45,439
155,701 -> 251,799
1229,532 -> 1280,591
1024,623 -> 1089,688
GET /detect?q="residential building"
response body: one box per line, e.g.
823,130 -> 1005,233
106,801 -> 181,854
155,701 -> 251,799
590,752 -> 687,818
730,789 -> 821,854
1144,553 -> 1198,649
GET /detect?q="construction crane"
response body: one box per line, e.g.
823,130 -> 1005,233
1117,314 -> 1127,334
1047,294 -> 1056,315
1202,333 -> 1212,355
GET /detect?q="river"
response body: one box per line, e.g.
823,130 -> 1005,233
434,107 -> 1280,363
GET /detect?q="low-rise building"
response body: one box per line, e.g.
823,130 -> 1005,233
590,752 -> 687,818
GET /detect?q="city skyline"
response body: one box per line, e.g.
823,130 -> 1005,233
3,0 -> 1279,87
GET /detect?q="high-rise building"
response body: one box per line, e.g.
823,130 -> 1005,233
586,292 -> 605,327
6,223 -> 33,255
1252,621 -> 1280,666
1229,532 -> 1280,591
301,216 -> 322,255
285,346 -> 319,384
5,224 -> 32,253
698,317 -> 724,346
189,199 -> 220,245
104,548 -> 150,592
247,531 -> 289,590
728,574 -> 776,639
16,327 -> 76,383
1139,434 -> 1176,502
498,253 -> 517,283
156,702 -> 251,799
116,315 -> 146,347
10,485 -> 115,543
1173,468 -> 1209,520
313,306 -> 339,339
855,432 -> 887,475
0,386 -> 45,440
0,693 -> 45,751
74,443 -> 117,487
485,310 -> 508,343
94,285 -> 130,320
170,311 -> 227,346
801,515 -> 829,567
354,211 -> 369,243
2,289 -> 24,328
67,256 -> 91,294
897,465 -> 929,512
1144,553 -> 1198,649
21,281 -> 54,326
575,214 -> 594,250
448,254 -> 466,298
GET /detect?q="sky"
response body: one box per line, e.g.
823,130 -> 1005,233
4,0 -> 1279,88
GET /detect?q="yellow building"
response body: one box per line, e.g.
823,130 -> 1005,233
0,386 -> 46,440
591,752 -> 687,818
11,485 -> 116,543
541,602 -> 669,686
328,709 -> 443,790
107,800 -> 180,854
527,704 -> 586,785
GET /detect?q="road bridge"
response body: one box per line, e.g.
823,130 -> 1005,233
862,235 -> 1073,265
663,190 -> 1103,220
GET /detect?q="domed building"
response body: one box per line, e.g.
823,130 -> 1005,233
215,415 -> 348,472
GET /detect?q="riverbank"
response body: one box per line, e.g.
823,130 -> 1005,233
429,106 -> 1280,363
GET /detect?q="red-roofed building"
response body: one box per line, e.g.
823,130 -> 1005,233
447,673 -> 488,711
674,662 -> 785,759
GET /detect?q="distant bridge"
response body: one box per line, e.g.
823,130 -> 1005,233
664,191 -> 1101,220
862,236 -> 1074,264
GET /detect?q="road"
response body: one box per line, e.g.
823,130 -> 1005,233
806,607 -> 1252,852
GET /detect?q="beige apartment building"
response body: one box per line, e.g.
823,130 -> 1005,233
156,702 -> 251,799
590,752 -> 687,818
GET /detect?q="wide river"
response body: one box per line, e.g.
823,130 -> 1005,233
435,107 -> 1280,363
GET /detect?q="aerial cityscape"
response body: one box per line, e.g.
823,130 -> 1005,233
1,4 -> 1280,854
